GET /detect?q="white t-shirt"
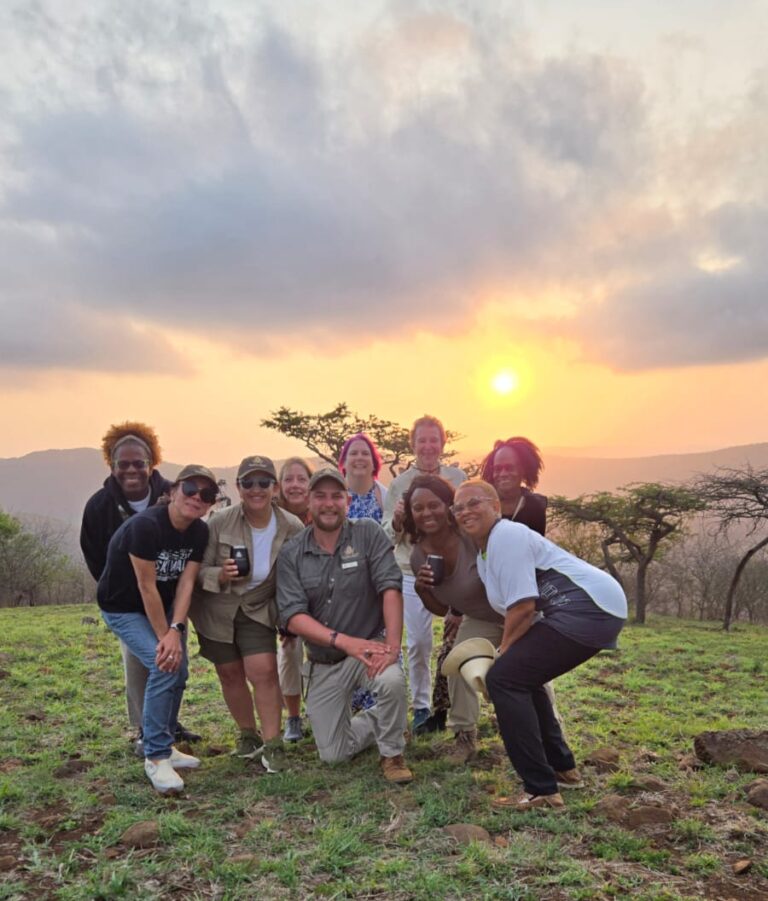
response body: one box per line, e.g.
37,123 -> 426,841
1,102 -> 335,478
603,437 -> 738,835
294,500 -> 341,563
246,511 -> 278,589
127,493 -> 151,514
477,520 -> 627,620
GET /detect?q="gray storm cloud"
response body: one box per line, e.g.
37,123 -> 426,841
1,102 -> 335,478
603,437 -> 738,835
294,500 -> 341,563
0,0 -> 765,372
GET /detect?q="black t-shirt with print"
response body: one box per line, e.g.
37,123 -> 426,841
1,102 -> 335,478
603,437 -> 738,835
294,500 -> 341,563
97,505 -> 208,614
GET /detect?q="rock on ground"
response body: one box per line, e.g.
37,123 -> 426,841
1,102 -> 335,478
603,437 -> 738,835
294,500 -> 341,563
584,747 -> 621,772
120,820 -> 160,849
746,780 -> 768,810
693,730 -> 768,773
626,805 -> 675,829
442,824 -> 492,846
590,794 -> 631,823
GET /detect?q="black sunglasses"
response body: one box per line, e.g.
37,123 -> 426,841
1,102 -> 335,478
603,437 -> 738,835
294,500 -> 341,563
238,477 -> 275,490
180,480 -> 218,504
113,459 -> 149,471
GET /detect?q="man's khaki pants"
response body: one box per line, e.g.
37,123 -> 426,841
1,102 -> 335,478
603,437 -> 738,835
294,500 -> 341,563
446,616 -> 561,734
305,656 -> 407,763
120,639 -> 148,731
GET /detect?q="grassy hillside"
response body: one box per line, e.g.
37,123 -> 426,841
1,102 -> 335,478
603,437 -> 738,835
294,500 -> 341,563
0,608 -> 766,900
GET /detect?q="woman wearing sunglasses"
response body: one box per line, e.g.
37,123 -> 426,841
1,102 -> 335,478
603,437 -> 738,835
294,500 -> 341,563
80,422 -> 201,753
190,456 -> 304,773
98,465 -> 218,794
452,480 -> 627,811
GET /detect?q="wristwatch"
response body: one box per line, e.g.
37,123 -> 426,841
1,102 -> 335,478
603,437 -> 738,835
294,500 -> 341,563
170,622 -> 186,634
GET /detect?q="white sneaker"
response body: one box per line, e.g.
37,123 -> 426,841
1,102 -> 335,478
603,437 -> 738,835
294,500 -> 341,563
145,758 -> 184,793
169,746 -> 201,769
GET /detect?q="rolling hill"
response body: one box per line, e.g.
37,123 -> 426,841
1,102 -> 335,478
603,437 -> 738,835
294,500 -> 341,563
1,443 -> 766,531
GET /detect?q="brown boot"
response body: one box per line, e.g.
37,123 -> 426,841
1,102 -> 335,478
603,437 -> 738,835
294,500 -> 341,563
492,792 -> 565,812
381,754 -> 413,784
555,768 -> 584,789
444,730 -> 477,764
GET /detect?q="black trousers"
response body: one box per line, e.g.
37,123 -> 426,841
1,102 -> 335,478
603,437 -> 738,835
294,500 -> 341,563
485,622 -> 599,796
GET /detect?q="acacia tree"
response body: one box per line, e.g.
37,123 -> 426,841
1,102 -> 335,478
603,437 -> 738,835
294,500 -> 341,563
0,511 -> 74,607
261,403 -> 461,476
549,483 -> 707,624
695,465 -> 768,631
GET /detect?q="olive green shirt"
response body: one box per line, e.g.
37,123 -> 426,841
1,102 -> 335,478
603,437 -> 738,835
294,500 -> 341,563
276,519 -> 402,664
190,503 -> 304,643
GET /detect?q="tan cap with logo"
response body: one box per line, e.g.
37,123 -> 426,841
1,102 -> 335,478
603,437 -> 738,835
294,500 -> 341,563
237,455 -> 277,481
174,464 -> 218,489
309,467 -> 347,490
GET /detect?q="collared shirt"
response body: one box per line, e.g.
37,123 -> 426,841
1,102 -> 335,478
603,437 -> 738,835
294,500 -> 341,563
190,503 -> 304,642
276,519 -> 402,663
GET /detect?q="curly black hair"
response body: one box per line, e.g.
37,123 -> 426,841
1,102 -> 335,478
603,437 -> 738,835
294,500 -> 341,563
402,474 -> 457,543
479,437 -> 543,489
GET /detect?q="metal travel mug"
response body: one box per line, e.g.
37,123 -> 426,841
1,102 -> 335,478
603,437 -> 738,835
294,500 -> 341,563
230,545 -> 250,578
426,554 -> 445,586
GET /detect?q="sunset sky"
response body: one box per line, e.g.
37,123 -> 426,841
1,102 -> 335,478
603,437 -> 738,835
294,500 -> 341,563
1,1 -> 766,466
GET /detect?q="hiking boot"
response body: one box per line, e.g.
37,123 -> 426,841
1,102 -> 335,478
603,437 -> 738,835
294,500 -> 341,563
492,792 -> 565,812
231,731 -> 264,759
412,708 -> 430,732
444,730 -> 477,764
145,758 -> 184,794
283,716 -> 303,743
381,754 -> 413,785
175,722 -> 202,743
261,738 -> 289,774
555,768 -> 584,789
169,746 -> 201,769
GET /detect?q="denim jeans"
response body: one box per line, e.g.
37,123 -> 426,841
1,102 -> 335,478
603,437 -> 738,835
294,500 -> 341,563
485,621 -> 599,796
102,611 -> 188,760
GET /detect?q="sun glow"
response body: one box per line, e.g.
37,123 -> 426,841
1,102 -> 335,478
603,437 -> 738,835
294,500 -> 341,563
491,370 -> 519,395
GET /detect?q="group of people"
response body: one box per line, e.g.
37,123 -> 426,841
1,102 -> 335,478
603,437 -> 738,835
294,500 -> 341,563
82,416 -> 628,809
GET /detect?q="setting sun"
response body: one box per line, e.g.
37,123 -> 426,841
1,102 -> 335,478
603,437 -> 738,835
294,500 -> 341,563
491,370 -> 519,395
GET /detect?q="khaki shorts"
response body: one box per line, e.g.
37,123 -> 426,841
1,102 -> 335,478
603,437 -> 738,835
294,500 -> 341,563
197,607 -> 277,664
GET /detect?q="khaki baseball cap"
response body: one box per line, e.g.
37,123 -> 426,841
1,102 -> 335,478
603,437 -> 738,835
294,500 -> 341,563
237,455 -> 277,481
175,464 -> 218,489
309,467 -> 347,490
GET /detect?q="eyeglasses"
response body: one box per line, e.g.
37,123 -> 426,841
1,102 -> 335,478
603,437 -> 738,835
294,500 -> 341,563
180,480 -> 218,504
450,497 -> 492,517
238,477 -> 276,490
113,459 -> 149,471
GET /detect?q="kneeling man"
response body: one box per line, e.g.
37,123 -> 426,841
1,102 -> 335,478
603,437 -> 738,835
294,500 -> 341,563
277,468 -> 412,784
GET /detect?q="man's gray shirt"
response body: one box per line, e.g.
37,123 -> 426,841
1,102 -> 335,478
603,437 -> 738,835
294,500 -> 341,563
277,519 -> 403,664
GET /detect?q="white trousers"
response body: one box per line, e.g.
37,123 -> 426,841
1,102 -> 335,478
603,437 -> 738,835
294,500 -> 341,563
402,574 -> 433,711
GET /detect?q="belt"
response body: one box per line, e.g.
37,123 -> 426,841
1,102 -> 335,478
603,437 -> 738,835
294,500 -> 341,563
307,655 -> 346,666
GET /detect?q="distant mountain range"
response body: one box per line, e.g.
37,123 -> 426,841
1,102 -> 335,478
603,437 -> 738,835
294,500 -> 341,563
1,443 -> 767,531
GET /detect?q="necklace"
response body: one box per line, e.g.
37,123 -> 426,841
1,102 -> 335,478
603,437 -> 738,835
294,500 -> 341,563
508,496 -> 525,521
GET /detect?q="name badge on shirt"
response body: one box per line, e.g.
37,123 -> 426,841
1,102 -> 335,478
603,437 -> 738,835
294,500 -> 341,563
341,561 -> 359,570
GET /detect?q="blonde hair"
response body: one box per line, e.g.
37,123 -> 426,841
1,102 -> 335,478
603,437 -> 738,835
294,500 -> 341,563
455,478 -> 500,503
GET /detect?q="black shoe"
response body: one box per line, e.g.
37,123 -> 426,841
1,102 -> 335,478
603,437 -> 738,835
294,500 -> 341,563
414,709 -> 447,736
175,722 -> 202,743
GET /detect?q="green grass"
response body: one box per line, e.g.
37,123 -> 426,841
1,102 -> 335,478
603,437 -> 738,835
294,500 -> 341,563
0,607 -> 766,899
